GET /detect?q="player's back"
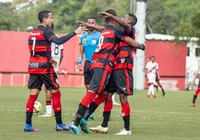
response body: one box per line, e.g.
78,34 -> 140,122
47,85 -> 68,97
114,26 -> 136,70
91,25 -> 125,73
28,25 -> 55,74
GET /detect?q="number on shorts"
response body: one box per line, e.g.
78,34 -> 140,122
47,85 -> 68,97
54,45 -> 59,55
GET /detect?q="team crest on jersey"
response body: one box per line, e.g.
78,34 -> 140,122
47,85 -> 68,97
82,38 -> 86,44
91,39 -> 97,45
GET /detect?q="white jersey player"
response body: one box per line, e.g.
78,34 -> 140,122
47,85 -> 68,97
51,41 -> 64,72
146,56 -> 158,98
38,24 -> 64,118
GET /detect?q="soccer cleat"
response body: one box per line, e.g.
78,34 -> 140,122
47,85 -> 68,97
55,123 -> 70,131
68,121 -> 81,135
89,113 -> 94,120
113,102 -> 120,106
147,95 -> 151,98
191,103 -> 196,107
152,95 -> 156,98
24,124 -> 39,132
115,128 -> 132,135
80,118 -> 89,133
162,91 -> 165,97
90,125 -> 108,134
38,113 -> 54,118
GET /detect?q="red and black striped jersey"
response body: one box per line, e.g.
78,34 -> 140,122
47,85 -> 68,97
114,26 -> 136,70
28,25 -> 56,74
90,25 -> 127,73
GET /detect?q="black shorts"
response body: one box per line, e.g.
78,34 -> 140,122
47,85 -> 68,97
106,69 -> 133,95
84,61 -> 93,85
28,73 -> 59,91
89,68 -> 111,94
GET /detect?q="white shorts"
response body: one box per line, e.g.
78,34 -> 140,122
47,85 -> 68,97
147,73 -> 156,83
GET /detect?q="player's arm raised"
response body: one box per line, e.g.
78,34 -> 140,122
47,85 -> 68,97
50,26 -> 87,45
98,12 -> 131,33
76,20 -> 105,32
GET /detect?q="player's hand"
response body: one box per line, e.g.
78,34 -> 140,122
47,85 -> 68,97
140,44 -> 145,51
76,63 -> 82,71
97,12 -> 112,18
76,20 -> 87,27
75,26 -> 87,35
52,59 -> 57,66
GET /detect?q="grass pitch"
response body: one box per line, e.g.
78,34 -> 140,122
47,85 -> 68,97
0,86 -> 199,140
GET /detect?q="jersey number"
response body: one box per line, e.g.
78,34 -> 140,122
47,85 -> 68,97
95,36 -> 104,52
31,37 -> 36,56
54,45 -> 59,55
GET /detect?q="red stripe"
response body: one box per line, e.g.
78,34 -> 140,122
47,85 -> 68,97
118,51 -> 129,58
114,63 -> 133,70
92,53 -> 109,60
98,70 -> 108,93
29,56 -> 48,63
50,73 -> 59,88
29,45 -> 48,52
29,30 -> 45,40
124,69 -> 131,95
90,63 -> 112,73
101,30 -> 115,38
28,68 -> 55,74
101,43 -> 116,50
49,35 -> 55,41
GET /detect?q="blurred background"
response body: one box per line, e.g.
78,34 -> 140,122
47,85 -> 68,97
0,0 -> 200,91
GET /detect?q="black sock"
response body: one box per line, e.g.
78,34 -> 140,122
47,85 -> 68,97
101,112 -> 111,127
26,112 -> 33,124
162,88 -> 165,95
55,111 -> 62,124
84,102 -> 98,120
123,116 -> 130,131
192,95 -> 197,104
74,104 -> 87,126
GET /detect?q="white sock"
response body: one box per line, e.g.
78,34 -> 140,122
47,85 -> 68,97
46,105 -> 52,115
148,85 -> 151,95
151,85 -> 155,95
112,95 -> 116,103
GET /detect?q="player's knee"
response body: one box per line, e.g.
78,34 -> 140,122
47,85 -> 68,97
119,94 -> 127,103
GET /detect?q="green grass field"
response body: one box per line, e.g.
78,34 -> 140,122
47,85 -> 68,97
0,86 -> 200,140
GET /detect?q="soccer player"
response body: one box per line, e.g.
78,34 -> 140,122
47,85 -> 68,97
191,76 -> 200,107
38,23 -> 64,118
24,10 -> 85,132
69,9 -> 144,135
77,17 -> 100,120
83,12 -> 140,135
146,56 -> 159,98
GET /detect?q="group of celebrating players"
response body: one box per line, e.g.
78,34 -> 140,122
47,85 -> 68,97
24,8 -> 148,135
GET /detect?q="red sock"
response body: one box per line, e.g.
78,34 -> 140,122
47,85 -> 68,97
26,95 -> 38,112
52,90 -> 61,112
103,99 -> 113,112
158,82 -> 163,89
121,102 -> 130,116
80,91 -> 96,107
194,88 -> 200,96
93,94 -> 107,106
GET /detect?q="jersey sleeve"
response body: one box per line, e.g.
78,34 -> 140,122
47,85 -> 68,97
44,28 -> 56,41
145,63 -> 149,69
115,28 -> 127,41
79,35 -> 84,45
156,63 -> 159,69
60,44 -> 64,50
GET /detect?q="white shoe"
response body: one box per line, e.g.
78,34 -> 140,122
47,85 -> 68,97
90,125 -> 108,134
115,128 -> 132,135
38,113 -> 53,118
113,102 -> 120,106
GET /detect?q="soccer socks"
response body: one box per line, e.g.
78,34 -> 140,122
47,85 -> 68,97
73,92 -> 96,126
52,90 -> 62,124
26,95 -> 38,124
46,101 -> 52,115
151,84 -> 155,95
194,88 -> 200,96
121,102 -> 130,131
101,99 -> 113,127
83,94 -> 107,121
192,95 -> 197,104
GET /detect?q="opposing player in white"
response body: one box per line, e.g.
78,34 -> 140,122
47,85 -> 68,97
145,56 -> 158,98
39,24 -> 64,117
